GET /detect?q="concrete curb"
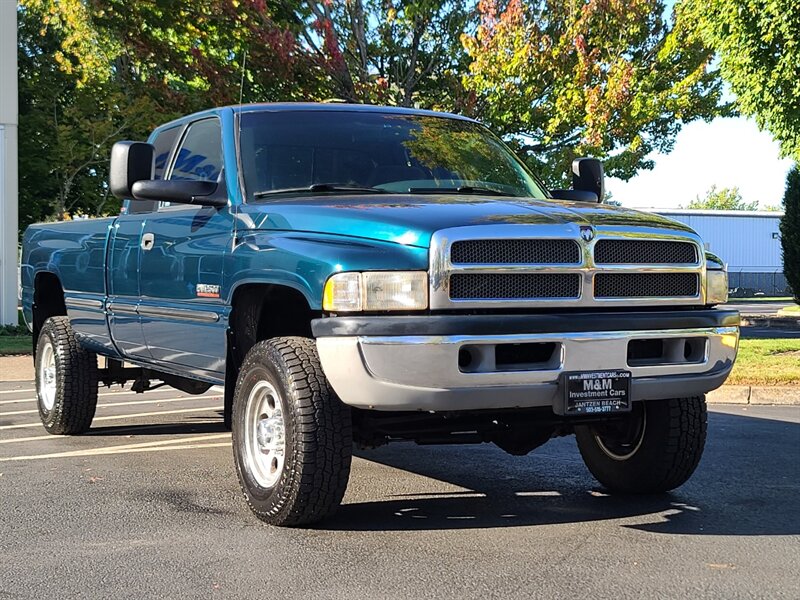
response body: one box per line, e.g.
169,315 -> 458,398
707,385 -> 800,406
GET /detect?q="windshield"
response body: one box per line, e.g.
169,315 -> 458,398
238,110 -> 548,202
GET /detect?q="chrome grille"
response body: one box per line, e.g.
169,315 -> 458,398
429,225 -> 705,309
449,273 -> 581,300
594,273 -> 700,298
450,239 -> 580,265
595,239 -> 698,265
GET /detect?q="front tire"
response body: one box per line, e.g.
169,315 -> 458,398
575,397 -> 707,493
35,316 -> 99,434
232,337 -> 352,526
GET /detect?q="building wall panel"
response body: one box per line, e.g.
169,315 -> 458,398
654,211 -> 783,273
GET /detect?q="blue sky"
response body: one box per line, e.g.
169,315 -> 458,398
605,117 -> 794,210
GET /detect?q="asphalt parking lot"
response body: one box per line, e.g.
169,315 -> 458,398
740,326 -> 799,339
0,379 -> 798,599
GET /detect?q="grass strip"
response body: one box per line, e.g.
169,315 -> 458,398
0,336 -> 33,356
728,338 -> 800,386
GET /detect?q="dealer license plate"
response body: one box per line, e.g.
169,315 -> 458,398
562,370 -> 632,415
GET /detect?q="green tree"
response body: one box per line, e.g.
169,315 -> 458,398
687,186 -> 759,210
17,6 -> 170,230
50,86 -> 163,220
682,0 -> 800,161
295,1 -> 473,108
780,165 -> 800,300
461,0 -> 726,186
17,7 -> 68,231
22,0 -> 471,110
22,0 -> 320,110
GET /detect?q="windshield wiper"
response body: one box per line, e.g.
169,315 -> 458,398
253,183 -> 390,198
407,186 -> 516,197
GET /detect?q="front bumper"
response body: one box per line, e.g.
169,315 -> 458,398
313,309 -> 739,412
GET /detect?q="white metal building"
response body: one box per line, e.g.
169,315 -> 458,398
0,1 -> 19,325
652,209 -> 788,296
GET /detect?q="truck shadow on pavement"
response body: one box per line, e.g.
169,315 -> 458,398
323,410 -> 799,536
84,418 -> 228,437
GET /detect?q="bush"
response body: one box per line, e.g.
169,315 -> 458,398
0,324 -> 30,337
781,165 -> 800,302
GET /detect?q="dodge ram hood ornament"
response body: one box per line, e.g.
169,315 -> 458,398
580,225 -> 595,242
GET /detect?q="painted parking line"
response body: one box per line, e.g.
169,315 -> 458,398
0,390 -> 147,404
0,384 -> 225,402
0,420 -> 223,445
0,389 -> 193,404
0,433 -> 232,462
0,395 -> 222,417
0,406 -> 224,431
0,390 -> 222,407
0,388 -> 36,396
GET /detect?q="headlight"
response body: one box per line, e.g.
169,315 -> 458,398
706,269 -> 728,305
323,271 -> 428,312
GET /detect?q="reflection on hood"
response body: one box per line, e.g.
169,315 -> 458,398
235,194 -> 695,248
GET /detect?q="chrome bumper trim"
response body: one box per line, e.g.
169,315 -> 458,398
317,326 -> 738,411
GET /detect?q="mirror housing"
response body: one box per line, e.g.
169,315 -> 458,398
131,179 -> 227,207
571,157 -> 604,202
109,141 -> 155,199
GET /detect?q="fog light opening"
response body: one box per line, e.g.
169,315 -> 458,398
458,347 -> 474,370
628,337 -> 708,366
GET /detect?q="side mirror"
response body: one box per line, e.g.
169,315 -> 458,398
109,141 -> 154,199
550,157 -> 604,203
131,179 -> 227,207
571,157 -> 604,202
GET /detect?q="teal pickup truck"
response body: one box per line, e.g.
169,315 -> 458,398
20,103 -> 738,526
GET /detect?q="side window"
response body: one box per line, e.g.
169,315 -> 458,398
169,118 -> 223,182
153,126 -> 182,180
124,125 -> 181,215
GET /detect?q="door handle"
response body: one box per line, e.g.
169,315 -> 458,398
141,233 -> 155,251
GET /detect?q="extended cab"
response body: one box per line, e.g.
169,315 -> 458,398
21,104 -> 738,526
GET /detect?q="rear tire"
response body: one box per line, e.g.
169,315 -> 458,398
35,316 -> 99,434
232,337 -> 352,526
575,397 -> 707,493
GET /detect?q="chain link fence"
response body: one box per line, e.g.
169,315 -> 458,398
728,269 -> 791,297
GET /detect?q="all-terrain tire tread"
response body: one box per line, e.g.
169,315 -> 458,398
656,396 -> 707,490
575,396 -> 707,494
37,316 -> 98,434
233,337 -> 352,526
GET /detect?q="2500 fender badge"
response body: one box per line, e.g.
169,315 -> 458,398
196,284 -> 220,298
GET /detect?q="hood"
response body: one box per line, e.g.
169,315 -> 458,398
235,194 -> 696,248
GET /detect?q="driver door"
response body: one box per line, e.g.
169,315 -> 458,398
137,116 -> 233,375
